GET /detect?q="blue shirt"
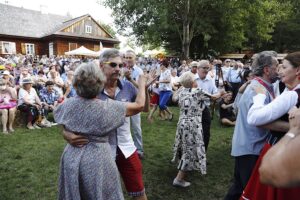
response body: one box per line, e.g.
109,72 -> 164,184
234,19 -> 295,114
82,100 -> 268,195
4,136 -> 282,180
39,88 -> 60,105
226,68 -> 241,83
231,79 -> 273,157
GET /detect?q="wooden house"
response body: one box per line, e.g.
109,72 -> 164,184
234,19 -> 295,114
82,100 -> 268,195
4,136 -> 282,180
0,3 -> 120,56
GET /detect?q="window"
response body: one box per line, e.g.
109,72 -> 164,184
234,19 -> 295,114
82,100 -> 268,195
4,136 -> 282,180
0,41 -> 16,54
69,43 -> 77,51
25,43 -> 35,55
85,25 -> 92,33
49,42 -> 54,57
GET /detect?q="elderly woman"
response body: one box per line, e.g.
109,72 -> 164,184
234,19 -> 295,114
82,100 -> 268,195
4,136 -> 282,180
171,71 -> 210,187
48,67 -> 64,96
63,70 -> 77,98
54,62 -> 147,200
0,79 -> 17,133
33,70 -> 48,91
156,59 -> 173,120
241,52 -> 300,200
18,78 -> 43,129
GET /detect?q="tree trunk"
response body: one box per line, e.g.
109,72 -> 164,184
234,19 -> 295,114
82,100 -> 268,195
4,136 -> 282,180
182,0 -> 190,60
182,23 -> 190,60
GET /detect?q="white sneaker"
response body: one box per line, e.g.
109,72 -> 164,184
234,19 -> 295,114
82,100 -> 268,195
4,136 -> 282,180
27,124 -> 35,130
33,123 -> 41,129
173,178 -> 191,187
51,122 -> 58,126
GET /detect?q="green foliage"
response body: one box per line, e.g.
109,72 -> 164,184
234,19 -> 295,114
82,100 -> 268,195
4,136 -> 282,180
103,0 -> 288,58
97,20 -> 117,38
0,108 -> 235,200
262,0 -> 300,52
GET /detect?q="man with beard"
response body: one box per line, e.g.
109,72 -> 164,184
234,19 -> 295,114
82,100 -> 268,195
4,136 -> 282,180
224,51 -> 287,200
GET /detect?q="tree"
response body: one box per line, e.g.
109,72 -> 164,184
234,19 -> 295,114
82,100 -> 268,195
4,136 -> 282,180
102,0 -> 287,58
262,0 -> 300,52
97,20 -> 117,38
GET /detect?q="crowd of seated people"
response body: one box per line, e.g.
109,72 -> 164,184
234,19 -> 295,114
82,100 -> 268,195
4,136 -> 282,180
0,54 -> 81,132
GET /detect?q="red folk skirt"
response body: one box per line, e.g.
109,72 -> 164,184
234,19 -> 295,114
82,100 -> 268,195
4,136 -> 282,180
240,143 -> 300,200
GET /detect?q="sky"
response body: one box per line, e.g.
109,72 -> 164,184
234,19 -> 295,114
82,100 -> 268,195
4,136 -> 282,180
0,0 -> 139,51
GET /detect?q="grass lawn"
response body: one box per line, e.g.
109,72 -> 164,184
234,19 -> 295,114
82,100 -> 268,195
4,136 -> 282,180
0,107 -> 235,200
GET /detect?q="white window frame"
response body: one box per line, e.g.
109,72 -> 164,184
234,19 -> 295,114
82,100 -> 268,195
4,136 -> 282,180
69,42 -> 77,51
0,41 -> 16,54
85,25 -> 92,33
49,42 -> 54,57
25,43 -> 35,55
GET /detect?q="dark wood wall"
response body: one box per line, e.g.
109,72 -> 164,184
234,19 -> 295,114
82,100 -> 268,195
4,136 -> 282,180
0,36 -> 43,56
0,36 -> 115,56
55,39 -> 114,56
61,17 -> 111,38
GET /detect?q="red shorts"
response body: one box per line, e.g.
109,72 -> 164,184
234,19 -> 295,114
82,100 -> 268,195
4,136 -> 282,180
116,148 -> 145,197
150,93 -> 159,106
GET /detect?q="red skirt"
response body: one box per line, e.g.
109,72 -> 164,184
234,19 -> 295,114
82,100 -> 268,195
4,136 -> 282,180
240,143 -> 300,200
150,93 -> 159,106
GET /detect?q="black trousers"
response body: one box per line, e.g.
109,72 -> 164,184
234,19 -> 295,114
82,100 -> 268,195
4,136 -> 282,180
224,155 -> 259,200
202,106 -> 211,151
229,82 -> 241,100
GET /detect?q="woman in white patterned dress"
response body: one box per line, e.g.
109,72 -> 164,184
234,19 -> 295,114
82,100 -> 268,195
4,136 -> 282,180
171,71 -> 210,187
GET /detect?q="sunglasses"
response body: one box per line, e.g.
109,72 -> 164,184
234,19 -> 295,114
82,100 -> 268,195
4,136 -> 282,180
200,67 -> 210,70
103,62 -> 124,68
125,57 -> 133,59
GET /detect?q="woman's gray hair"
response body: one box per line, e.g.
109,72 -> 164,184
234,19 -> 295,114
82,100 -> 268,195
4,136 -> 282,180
99,48 -> 122,64
197,60 -> 210,69
180,71 -> 195,88
252,51 -> 278,76
73,62 -> 106,99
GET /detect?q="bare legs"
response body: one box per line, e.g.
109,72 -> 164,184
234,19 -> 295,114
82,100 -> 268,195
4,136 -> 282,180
221,118 -> 236,126
133,194 -> 148,200
1,107 -> 16,133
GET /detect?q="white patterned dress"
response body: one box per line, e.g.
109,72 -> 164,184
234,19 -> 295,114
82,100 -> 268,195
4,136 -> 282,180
172,87 -> 208,174
54,97 -> 126,200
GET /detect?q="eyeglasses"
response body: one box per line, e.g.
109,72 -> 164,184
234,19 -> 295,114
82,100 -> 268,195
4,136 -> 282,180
125,57 -> 133,59
103,62 -> 124,68
200,67 -> 210,70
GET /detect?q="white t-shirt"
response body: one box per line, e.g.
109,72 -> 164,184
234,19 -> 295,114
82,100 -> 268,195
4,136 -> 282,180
159,69 -> 172,91
18,88 -> 38,106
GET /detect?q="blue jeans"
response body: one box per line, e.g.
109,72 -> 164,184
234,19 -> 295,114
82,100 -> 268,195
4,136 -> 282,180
159,90 -> 172,110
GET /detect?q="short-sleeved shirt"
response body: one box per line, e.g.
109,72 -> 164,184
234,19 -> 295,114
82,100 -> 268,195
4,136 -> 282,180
219,99 -> 235,120
159,69 -> 172,91
131,65 -> 143,82
54,97 -> 126,138
195,74 -> 218,106
18,87 -> 38,106
98,79 -> 138,158
39,88 -> 60,105
226,68 -> 241,83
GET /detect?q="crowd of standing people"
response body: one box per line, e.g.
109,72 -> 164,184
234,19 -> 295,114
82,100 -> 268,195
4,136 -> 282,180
2,49 -> 300,199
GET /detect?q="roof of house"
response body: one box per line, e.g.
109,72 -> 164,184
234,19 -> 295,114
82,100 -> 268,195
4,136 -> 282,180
0,3 -> 119,43
0,3 -> 71,38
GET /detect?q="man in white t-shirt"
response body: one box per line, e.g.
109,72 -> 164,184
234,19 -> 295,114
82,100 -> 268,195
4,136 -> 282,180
125,50 -> 145,159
